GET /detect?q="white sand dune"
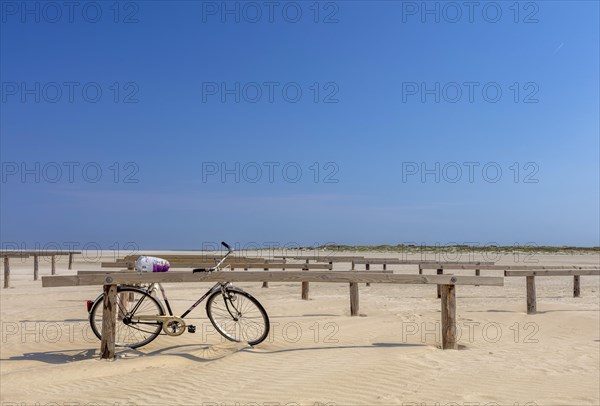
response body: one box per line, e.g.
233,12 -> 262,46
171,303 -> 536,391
1,252 -> 599,405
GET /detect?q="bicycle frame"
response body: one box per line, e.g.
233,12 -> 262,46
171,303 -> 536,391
126,243 -> 236,323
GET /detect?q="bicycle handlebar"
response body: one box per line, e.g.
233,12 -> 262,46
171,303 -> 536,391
193,241 -> 233,273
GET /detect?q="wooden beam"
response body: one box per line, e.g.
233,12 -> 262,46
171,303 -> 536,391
505,269 -> 599,277
423,264 -> 596,271
102,261 -> 331,270
43,271 -> 504,287
68,253 -> 74,270
1,250 -> 77,256
526,276 -> 536,314
365,263 -> 371,287
51,255 -> 56,275
0,253 -> 30,258
262,268 -> 268,288
573,275 -> 580,297
440,284 -> 457,349
349,282 -> 359,316
100,284 -> 117,360
3,257 -> 9,288
436,268 -> 443,298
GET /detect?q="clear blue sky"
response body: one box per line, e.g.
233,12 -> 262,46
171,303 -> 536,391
1,1 -> 599,249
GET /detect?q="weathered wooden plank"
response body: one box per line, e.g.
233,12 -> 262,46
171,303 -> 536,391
505,269 -> 599,277
275,255 -> 365,262
123,255 -> 272,263
526,276 -> 536,314
352,259 -> 493,265
43,271 -> 504,287
102,261 -> 331,270
350,282 -> 359,316
0,253 -> 30,258
423,264 -> 597,271
3,257 -> 9,288
100,284 -> 117,360
1,250 -> 78,256
440,285 -> 457,349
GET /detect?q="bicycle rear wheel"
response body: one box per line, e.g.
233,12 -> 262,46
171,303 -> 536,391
89,286 -> 164,348
206,287 -> 270,346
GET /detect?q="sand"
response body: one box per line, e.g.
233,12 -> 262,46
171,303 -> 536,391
1,252 -> 599,406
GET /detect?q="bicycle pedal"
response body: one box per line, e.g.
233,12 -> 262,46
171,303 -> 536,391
187,325 -> 196,333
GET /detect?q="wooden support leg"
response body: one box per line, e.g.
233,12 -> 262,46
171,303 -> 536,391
301,281 -> 309,300
301,262 -> 309,300
526,275 -> 536,314
573,275 -> 580,298
350,282 -> 359,316
366,263 -> 371,287
436,268 -> 443,298
68,253 -> 74,270
33,255 -> 39,281
262,268 -> 269,288
3,257 -> 10,289
351,261 -> 355,270
475,269 -> 480,287
418,265 -> 422,275
440,284 -> 457,349
383,263 -> 387,271
51,255 -> 56,275
100,284 -> 117,360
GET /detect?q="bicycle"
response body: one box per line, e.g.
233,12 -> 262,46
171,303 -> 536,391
87,242 -> 270,348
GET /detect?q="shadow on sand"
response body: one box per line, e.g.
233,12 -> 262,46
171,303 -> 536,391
0,341 -> 428,365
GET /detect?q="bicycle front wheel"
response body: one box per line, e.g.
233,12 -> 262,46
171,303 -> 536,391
206,287 -> 270,346
89,286 -> 164,348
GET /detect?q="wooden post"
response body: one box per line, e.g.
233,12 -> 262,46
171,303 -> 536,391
383,263 -> 387,271
573,275 -> 580,297
418,264 -> 422,275
351,261 -> 355,270
3,257 -> 9,288
262,268 -> 269,288
475,269 -> 480,287
68,253 -> 74,270
301,281 -> 309,300
301,262 -> 309,300
350,282 -> 359,316
526,275 -> 536,314
366,263 -> 371,287
440,284 -> 458,349
100,284 -> 117,360
33,255 -> 39,281
436,268 -> 443,298
51,255 -> 56,275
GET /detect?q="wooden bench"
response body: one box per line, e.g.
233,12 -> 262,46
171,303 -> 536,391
42,271 -> 504,358
504,269 -> 600,314
1,250 -> 82,287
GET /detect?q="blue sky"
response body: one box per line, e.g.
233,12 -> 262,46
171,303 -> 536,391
1,1 -> 599,249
